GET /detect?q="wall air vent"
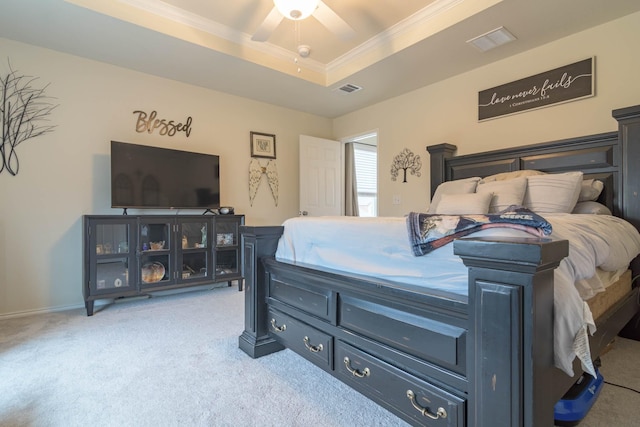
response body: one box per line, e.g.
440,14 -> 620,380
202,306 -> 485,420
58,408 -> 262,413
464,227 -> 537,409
334,83 -> 363,94
467,26 -> 517,52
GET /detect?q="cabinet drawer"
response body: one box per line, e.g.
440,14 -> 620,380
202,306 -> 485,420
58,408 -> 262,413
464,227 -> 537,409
268,308 -> 333,370
336,341 -> 465,427
339,295 -> 465,374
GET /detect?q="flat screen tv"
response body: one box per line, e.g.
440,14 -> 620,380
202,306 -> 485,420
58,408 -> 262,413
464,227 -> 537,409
111,141 -> 220,210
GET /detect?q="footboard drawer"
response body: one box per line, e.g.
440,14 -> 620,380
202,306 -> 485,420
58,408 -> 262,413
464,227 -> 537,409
268,274 -> 334,321
339,294 -> 466,374
336,341 -> 465,427
268,308 -> 333,369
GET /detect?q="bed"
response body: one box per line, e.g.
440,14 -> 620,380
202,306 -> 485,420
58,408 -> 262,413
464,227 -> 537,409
238,104 -> 640,427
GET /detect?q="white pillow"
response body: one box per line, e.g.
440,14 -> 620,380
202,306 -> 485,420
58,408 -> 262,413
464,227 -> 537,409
578,179 -> 604,202
428,177 -> 481,213
435,192 -> 492,215
476,177 -> 527,213
523,171 -> 583,213
572,201 -> 612,215
481,170 -> 546,182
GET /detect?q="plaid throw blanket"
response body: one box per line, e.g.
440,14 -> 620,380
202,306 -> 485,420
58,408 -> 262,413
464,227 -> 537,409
406,205 -> 552,256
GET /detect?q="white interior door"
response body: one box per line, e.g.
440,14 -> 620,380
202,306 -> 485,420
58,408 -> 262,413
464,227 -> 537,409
299,135 -> 343,216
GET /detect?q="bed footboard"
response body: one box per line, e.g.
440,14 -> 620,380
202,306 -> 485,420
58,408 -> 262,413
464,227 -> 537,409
239,225 -> 569,427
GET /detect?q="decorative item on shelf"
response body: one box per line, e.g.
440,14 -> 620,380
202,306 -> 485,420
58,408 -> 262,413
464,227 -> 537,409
182,264 -> 196,279
249,158 -> 278,206
141,262 -> 165,283
149,241 -> 165,250
216,233 -> 234,246
219,207 -> 234,215
390,148 -> 421,183
182,235 -> 188,249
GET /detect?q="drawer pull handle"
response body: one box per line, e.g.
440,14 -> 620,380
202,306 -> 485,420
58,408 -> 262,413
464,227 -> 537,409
270,318 -> 286,332
303,336 -> 323,353
406,390 -> 447,420
343,357 -> 370,378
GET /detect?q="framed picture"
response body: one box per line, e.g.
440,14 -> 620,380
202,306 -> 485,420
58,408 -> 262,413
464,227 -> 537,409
250,131 -> 276,159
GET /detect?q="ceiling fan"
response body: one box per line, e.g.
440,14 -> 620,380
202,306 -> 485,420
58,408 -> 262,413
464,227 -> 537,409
252,0 -> 356,42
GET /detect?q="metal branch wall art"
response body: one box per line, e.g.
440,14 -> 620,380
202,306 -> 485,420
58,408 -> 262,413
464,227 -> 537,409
249,158 -> 278,206
390,148 -> 422,183
1,60 -> 58,176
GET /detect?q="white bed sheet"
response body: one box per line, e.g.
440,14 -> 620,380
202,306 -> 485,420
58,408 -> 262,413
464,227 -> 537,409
275,214 -> 640,376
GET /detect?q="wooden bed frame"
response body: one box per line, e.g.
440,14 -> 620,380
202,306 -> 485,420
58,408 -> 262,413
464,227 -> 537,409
239,105 -> 640,427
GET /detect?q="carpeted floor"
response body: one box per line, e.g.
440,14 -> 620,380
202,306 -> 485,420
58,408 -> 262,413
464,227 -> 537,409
0,286 -> 639,426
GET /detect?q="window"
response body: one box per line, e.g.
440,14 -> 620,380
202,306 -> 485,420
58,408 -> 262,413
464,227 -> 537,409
353,141 -> 377,217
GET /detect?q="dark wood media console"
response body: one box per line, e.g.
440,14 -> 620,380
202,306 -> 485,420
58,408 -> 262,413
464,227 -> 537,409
83,214 -> 244,315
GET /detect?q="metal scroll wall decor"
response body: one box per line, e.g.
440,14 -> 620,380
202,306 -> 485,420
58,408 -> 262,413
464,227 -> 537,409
0,60 -> 58,176
390,148 -> 422,183
132,110 -> 193,137
249,158 -> 278,206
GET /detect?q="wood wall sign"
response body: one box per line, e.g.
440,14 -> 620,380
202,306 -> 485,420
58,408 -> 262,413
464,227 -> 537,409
478,57 -> 594,121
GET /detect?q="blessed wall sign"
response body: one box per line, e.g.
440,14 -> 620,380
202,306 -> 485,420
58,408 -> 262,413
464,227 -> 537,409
478,57 -> 594,121
133,110 -> 192,137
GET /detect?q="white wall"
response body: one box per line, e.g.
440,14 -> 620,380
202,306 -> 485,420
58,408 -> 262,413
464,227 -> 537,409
0,38 -> 332,316
333,11 -> 640,217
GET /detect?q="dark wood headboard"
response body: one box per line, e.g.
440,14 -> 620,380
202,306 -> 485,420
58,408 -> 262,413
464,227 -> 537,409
427,104 -> 640,231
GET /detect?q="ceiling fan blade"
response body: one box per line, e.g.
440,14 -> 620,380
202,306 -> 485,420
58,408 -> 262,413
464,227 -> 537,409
251,6 -> 284,42
313,1 -> 356,41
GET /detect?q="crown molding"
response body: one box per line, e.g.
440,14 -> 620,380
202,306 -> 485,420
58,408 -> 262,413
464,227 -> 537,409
119,0 -> 327,76
327,0 -> 465,75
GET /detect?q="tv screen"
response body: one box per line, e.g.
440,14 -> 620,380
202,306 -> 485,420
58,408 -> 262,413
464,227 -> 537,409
111,141 -> 220,210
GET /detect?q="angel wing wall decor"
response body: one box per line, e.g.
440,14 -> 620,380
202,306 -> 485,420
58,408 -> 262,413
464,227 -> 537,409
249,158 -> 279,206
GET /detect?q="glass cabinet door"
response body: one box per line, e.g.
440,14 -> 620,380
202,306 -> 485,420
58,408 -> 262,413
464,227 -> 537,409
215,219 -> 239,248
139,218 -> 172,287
177,218 -> 211,282
89,220 -> 136,295
214,217 -> 242,278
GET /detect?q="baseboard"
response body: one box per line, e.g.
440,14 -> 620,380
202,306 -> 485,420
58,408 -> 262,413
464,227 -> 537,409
0,301 -> 97,320
0,281 -> 240,320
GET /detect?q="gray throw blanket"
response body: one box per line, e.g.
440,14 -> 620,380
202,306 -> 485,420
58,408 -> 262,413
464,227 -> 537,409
407,205 -> 552,256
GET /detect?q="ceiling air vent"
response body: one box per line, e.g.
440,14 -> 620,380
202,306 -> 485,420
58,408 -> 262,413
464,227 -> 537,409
467,26 -> 517,52
334,83 -> 362,94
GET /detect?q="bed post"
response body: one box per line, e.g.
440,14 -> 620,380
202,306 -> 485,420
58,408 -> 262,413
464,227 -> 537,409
613,105 -> 640,234
613,105 -> 640,338
238,226 -> 285,358
454,237 -> 568,427
427,143 -> 457,197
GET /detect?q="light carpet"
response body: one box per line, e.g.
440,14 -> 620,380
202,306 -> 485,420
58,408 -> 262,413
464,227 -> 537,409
1,286 -> 639,426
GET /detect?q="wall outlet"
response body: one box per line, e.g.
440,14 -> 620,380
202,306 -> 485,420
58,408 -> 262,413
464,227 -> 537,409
392,195 -> 401,205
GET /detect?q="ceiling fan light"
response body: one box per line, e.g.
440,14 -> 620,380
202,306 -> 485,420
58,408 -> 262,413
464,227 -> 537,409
273,0 -> 319,20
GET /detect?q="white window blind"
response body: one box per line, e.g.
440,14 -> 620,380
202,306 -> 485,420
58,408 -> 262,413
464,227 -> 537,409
353,142 -> 377,216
